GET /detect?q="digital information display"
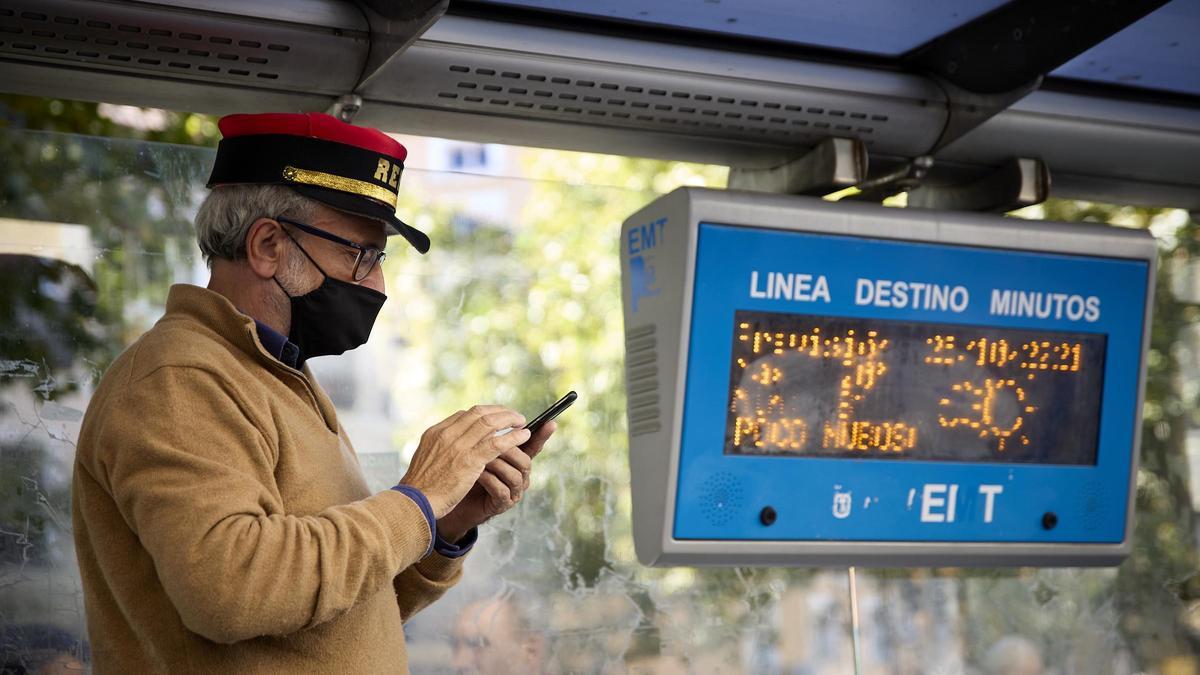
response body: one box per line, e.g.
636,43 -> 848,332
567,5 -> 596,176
620,188 -> 1156,567
725,310 -> 1107,465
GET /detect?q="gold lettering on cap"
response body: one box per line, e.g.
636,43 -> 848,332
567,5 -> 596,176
389,163 -> 401,188
374,158 -> 390,182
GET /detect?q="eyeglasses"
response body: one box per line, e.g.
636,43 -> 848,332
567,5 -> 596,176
276,217 -> 387,282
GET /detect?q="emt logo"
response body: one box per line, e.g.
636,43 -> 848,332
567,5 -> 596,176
628,216 -> 666,313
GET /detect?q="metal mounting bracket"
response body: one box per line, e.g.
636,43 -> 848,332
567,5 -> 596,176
327,94 -> 365,123
907,157 -> 1050,212
727,138 -> 868,196
925,76 -> 1042,156
842,74 -> 1039,204
326,0 -> 448,120
843,155 -> 935,203
355,0 -> 449,91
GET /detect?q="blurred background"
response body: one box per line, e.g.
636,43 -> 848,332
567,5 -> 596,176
0,95 -> 1197,674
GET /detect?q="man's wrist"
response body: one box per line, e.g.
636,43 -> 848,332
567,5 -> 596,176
433,526 -> 478,559
389,485 -> 436,558
436,513 -> 472,545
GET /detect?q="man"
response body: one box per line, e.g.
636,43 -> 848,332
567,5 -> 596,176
71,112 -> 554,673
452,595 -> 549,675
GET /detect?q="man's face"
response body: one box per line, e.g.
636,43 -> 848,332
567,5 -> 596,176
283,205 -> 389,296
451,599 -> 543,675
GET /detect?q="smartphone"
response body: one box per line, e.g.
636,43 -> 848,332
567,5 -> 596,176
524,391 -> 577,436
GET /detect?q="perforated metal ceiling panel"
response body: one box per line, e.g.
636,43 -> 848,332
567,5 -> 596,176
357,15 -> 948,166
0,0 -> 368,107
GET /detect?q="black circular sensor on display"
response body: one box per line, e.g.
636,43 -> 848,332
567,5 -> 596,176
1042,512 -> 1059,530
760,506 -> 777,526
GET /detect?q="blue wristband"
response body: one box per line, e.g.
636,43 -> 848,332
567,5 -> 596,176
434,527 -> 478,558
389,485 -> 436,558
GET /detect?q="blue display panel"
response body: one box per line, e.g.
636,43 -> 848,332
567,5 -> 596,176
675,223 -> 1150,544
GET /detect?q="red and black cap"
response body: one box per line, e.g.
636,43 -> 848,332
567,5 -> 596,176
206,112 -> 430,254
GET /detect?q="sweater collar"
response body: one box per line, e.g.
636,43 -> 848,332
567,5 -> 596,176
162,284 -> 339,432
165,284 -> 261,352
252,318 -> 301,369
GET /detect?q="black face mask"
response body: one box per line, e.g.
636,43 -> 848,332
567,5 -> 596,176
275,232 -> 387,361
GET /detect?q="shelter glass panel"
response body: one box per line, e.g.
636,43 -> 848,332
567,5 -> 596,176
0,127 -> 1196,673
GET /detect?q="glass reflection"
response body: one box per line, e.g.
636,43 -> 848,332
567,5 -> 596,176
0,126 -> 1196,674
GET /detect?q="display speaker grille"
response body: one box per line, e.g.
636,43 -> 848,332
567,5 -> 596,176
625,323 -> 660,437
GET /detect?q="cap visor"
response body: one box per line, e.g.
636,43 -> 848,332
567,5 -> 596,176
287,184 -> 430,254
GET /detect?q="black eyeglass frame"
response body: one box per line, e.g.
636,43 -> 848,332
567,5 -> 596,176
275,217 -> 387,282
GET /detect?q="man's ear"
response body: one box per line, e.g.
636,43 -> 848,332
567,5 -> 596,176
244,217 -> 286,280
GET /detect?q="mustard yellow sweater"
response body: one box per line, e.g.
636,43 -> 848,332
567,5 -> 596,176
72,284 -> 461,673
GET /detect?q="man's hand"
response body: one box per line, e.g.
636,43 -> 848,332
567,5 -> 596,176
438,420 -> 557,543
400,405 -> 530,519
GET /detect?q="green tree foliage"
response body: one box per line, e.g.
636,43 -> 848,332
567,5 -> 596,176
0,94 -> 220,146
0,94 -> 216,359
1086,207 -> 1200,663
400,150 -> 726,588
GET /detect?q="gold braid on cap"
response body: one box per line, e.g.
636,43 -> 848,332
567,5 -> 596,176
282,166 -> 397,208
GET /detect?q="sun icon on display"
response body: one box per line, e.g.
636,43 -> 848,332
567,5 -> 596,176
937,378 -> 1037,451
